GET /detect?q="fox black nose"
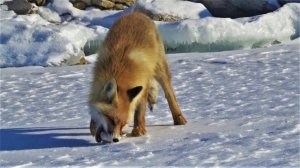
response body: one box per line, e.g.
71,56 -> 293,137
113,138 -> 119,142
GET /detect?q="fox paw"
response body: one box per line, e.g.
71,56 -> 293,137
174,115 -> 187,125
131,126 -> 146,137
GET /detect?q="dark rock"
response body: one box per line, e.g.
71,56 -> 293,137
73,1 -> 87,10
115,0 -> 136,7
28,0 -> 47,6
114,3 -> 126,10
4,0 -> 34,15
81,0 -> 92,6
70,0 -> 135,10
190,0 -> 278,18
69,0 -> 92,6
278,0 -> 300,6
92,0 -> 115,9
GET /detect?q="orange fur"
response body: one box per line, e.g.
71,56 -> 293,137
89,12 -> 187,142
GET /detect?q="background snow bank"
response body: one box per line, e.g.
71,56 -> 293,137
0,18 -> 103,67
159,3 -> 300,52
85,3 -> 300,56
0,0 -> 121,67
0,2 -> 299,67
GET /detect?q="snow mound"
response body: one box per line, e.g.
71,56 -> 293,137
0,0 -> 123,67
134,0 -> 211,20
159,3 -> 300,52
0,2 -> 16,20
0,18 -> 102,67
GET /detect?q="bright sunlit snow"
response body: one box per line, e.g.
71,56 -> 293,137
1,40 -> 299,167
159,3 -> 300,52
134,0 -> 211,19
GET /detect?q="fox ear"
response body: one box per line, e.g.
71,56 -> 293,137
103,79 -> 117,103
127,86 -> 143,102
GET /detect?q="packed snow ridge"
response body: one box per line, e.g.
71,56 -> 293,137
0,1 -> 299,67
159,3 -> 300,52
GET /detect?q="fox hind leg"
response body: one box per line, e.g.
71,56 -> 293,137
155,58 -> 187,125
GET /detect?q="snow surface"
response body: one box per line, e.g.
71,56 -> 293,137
1,2 -> 300,67
1,41 -> 299,167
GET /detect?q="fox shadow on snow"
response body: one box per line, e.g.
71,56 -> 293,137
0,127 -> 95,151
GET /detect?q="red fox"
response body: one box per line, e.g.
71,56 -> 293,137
89,12 -> 187,143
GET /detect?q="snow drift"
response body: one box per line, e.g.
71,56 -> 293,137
133,0 -> 211,20
160,3 -> 300,52
0,19 -> 100,67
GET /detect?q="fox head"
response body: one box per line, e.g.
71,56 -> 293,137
89,79 -> 143,143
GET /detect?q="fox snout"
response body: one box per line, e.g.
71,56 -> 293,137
96,129 -> 121,143
90,118 -> 121,143
95,127 -> 118,143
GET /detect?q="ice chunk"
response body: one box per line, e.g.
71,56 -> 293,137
158,3 -> 300,52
